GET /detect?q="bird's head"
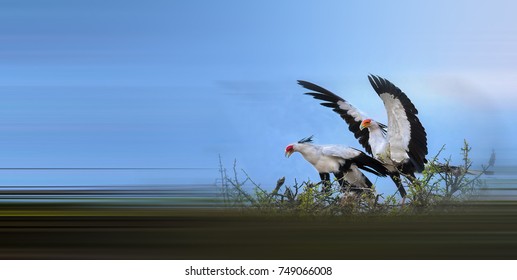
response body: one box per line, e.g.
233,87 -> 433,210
359,118 -> 372,130
285,135 -> 313,158
285,144 -> 295,158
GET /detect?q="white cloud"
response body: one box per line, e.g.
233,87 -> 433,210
420,71 -> 517,108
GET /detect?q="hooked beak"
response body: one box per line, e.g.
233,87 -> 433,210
285,150 -> 294,158
359,121 -> 370,131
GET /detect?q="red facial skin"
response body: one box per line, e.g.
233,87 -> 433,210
285,145 -> 295,157
360,118 -> 372,130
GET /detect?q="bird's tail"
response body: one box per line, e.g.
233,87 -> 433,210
354,153 -> 389,177
432,149 -> 495,176
433,163 -> 494,176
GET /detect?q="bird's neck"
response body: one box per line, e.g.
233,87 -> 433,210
368,123 -> 389,160
295,144 -> 320,165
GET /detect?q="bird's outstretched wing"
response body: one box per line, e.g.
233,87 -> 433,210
298,80 -> 383,155
368,75 -> 428,172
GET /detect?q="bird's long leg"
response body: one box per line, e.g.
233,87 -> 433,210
401,172 -> 421,206
319,173 -> 331,193
390,173 -> 407,205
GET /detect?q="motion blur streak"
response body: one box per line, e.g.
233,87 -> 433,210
0,167 -> 514,259
1,204 -> 517,259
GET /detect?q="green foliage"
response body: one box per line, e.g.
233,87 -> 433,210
219,141 -> 492,216
405,140 -> 489,212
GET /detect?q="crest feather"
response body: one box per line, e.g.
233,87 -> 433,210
298,135 -> 314,144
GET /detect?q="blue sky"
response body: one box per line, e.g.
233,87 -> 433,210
0,1 -> 515,193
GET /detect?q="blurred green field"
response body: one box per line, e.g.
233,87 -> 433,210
0,202 -> 517,259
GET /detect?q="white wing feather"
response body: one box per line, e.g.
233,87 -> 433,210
320,145 -> 361,160
336,100 -> 367,123
379,93 -> 411,163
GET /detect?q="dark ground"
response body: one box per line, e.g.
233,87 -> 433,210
1,202 -> 517,259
